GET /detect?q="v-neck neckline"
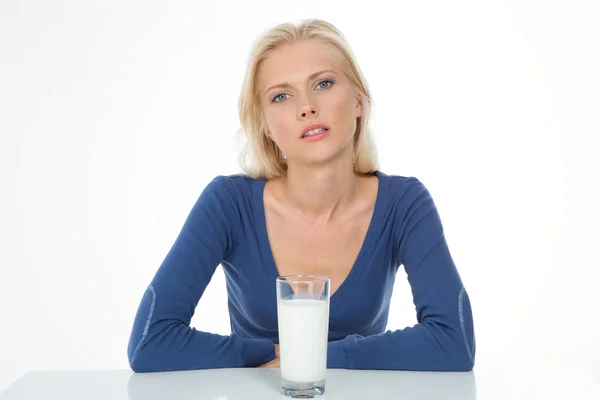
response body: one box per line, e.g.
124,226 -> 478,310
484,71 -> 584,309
253,170 -> 386,311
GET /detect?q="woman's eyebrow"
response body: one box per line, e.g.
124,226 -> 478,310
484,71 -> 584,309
264,69 -> 337,95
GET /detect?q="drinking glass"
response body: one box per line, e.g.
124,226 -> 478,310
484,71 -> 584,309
276,274 -> 330,398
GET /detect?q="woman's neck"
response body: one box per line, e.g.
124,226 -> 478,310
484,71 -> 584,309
280,160 -> 359,224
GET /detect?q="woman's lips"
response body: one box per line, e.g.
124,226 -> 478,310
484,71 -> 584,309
301,129 -> 329,142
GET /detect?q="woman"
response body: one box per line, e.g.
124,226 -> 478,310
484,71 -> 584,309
127,19 -> 475,373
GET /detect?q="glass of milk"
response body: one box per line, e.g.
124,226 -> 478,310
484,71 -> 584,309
276,274 -> 330,398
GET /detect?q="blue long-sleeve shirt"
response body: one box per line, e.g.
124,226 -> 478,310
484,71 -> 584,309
127,171 -> 476,372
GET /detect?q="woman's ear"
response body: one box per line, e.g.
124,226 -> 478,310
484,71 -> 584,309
262,122 -> 271,138
355,97 -> 363,118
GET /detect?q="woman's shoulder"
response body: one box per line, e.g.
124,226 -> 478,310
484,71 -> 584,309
198,173 -> 265,207
375,170 -> 429,202
375,171 -> 442,235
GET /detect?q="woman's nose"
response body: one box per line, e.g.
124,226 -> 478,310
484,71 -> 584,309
298,107 -> 318,118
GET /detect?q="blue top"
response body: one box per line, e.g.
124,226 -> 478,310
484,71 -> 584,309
127,171 -> 476,373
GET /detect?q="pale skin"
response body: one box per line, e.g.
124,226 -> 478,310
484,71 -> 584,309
255,39 -> 379,368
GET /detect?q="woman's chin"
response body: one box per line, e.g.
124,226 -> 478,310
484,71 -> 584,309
292,151 -> 353,168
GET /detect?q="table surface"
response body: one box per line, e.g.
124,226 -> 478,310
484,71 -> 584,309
1,365 -> 599,399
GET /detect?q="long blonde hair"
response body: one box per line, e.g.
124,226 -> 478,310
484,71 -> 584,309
237,19 -> 378,179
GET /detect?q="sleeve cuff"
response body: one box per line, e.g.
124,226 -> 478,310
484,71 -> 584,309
242,338 -> 275,367
327,339 -> 349,368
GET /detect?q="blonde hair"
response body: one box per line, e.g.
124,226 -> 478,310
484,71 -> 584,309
237,19 -> 378,179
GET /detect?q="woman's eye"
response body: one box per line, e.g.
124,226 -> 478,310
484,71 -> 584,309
317,80 -> 333,89
272,93 -> 288,103
271,80 -> 334,103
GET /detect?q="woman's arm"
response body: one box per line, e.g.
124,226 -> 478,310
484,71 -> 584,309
127,176 -> 275,373
327,178 -> 475,371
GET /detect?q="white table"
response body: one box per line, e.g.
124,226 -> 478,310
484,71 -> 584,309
1,365 -> 599,399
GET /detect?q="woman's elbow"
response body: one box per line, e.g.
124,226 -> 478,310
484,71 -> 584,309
127,286 -> 160,372
127,324 -> 163,373
453,353 -> 475,372
128,341 -> 153,373
450,333 -> 476,372
129,358 -> 147,373
128,342 -> 173,373
454,287 -> 476,371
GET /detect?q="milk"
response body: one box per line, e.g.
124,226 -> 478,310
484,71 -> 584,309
278,298 -> 329,383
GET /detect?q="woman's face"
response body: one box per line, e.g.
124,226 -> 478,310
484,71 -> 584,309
258,40 -> 362,167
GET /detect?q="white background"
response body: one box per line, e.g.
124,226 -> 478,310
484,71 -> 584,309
1,0 -> 599,393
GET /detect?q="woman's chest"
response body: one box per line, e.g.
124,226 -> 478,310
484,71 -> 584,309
267,229 -> 367,297
265,211 -> 373,297
224,228 -> 400,338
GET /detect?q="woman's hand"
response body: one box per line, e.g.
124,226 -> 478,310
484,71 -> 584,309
258,357 -> 280,368
258,344 -> 280,368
